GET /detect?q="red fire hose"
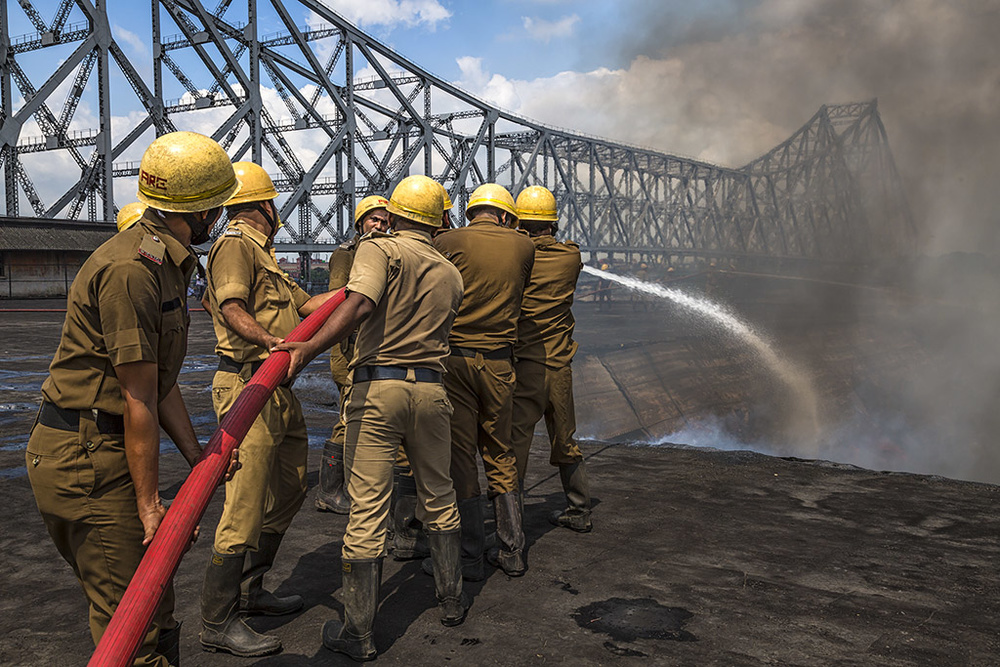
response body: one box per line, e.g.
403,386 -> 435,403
88,288 -> 347,667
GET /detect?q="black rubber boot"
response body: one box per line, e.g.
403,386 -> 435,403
421,496 -> 485,582
200,551 -> 281,657
156,622 -> 181,667
390,467 -> 430,561
316,438 -> 351,514
241,532 -> 303,616
549,461 -> 593,533
487,491 -> 527,577
426,529 -> 469,626
322,558 -> 381,662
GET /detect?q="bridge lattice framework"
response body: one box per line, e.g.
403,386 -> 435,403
0,0 -> 915,274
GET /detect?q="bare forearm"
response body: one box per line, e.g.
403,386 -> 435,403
158,383 -> 202,467
220,299 -> 280,348
123,395 -> 162,514
298,289 -> 338,317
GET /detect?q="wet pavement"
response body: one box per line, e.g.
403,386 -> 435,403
1,297 -> 999,665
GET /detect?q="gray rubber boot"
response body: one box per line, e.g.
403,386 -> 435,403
390,467 -> 430,561
316,438 -> 351,514
487,491 -> 527,576
241,532 -> 303,616
421,496 -> 485,582
321,558 -> 381,662
155,622 -> 181,667
426,529 -> 469,626
549,461 -> 593,533
200,551 -> 281,657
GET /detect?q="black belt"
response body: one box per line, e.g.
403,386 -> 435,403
353,366 -> 442,383
218,356 -> 266,375
217,356 -> 293,387
39,402 -> 124,435
450,346 -> 512,361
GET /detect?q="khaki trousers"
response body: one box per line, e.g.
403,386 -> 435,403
26,419 -> 174,667
443,354 -> 520,500
212,370 -> 309,554
342,376 -> 460,559
510,360 -> 583,481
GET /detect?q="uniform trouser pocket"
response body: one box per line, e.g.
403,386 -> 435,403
26,421 -> 174,661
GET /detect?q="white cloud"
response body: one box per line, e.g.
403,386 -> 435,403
321,0 -> 451,31
113,25 -> 149,58
521,13 -> 580,43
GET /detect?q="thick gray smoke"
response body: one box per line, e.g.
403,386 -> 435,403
610,0 -> 1000,254
565,1 -> 1000,482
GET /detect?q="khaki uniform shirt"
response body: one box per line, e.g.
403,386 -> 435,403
347,229 -> 463,372
515,235 -> 582,368
433,216 -> 535,351
41,211 -> 195,412
206,217 -> 311,363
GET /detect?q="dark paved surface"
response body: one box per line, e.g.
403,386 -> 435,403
2,299 -> 999,665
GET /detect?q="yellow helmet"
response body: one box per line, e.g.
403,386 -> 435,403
226,161 -> 278,205
116,202 -> 146,232
137,131 -> 240,213
354,195 -> 389,230
515,186 -> 557,223
466,183 -> 517,221
439,182 -> 453,211
387,175 -> 444,228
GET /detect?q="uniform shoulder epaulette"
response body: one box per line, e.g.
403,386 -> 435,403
515,228 -> 530,237
223,228 -> 243,238
136,233 -> 166,266
563,239 -> 580,249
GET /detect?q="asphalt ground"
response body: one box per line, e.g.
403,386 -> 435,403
1,298 -> 999,665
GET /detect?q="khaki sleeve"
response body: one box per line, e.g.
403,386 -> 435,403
346,241 -> 390,305
329,248 -> 353,290
290,282 -> 311,309
97,261 -> 160,366
208,238 -> 254,305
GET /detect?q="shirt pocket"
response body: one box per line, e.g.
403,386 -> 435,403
158,304 -> 188,393
261,265 -> 293,308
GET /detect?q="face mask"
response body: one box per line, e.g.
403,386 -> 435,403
259,202 -> 281,238
186,208 -> 221,245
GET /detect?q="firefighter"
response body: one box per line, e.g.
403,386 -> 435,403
25,131 -> 239,666
429,183 -> 535,578
199,162 -> 338,657
116,202 -> 147,232
509,186 -> 592,532
317,195 -> 390,515
275,174 -> 468,661
388,181 -> 454,562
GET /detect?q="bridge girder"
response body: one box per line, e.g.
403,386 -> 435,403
1,0 -> 915,265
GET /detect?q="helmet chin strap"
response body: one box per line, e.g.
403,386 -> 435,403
257,202 -> 280,237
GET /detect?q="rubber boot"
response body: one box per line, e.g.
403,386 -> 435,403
200,551 -> 281,657
390,467 -> 430,561
426,529 -> 469,627
421,496 -> 485,582
322,559 -> 381,662
549,461 -> 593,533
484,480 -> 521,552
241,532 -> 303,616
156,622 -> 181,667
316,438 -> 351,513
487,491 -> 527,576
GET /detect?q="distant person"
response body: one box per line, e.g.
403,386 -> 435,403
275,174 -> 469,660
597,259 -> 613,311
26,131 -> 239,666
429,183 -> 535,578
509,186 -> 592,532
200,162 -> 337,656
317,195 -> 390,515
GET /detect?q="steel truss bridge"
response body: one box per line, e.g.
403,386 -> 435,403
1,0 -> 915,277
